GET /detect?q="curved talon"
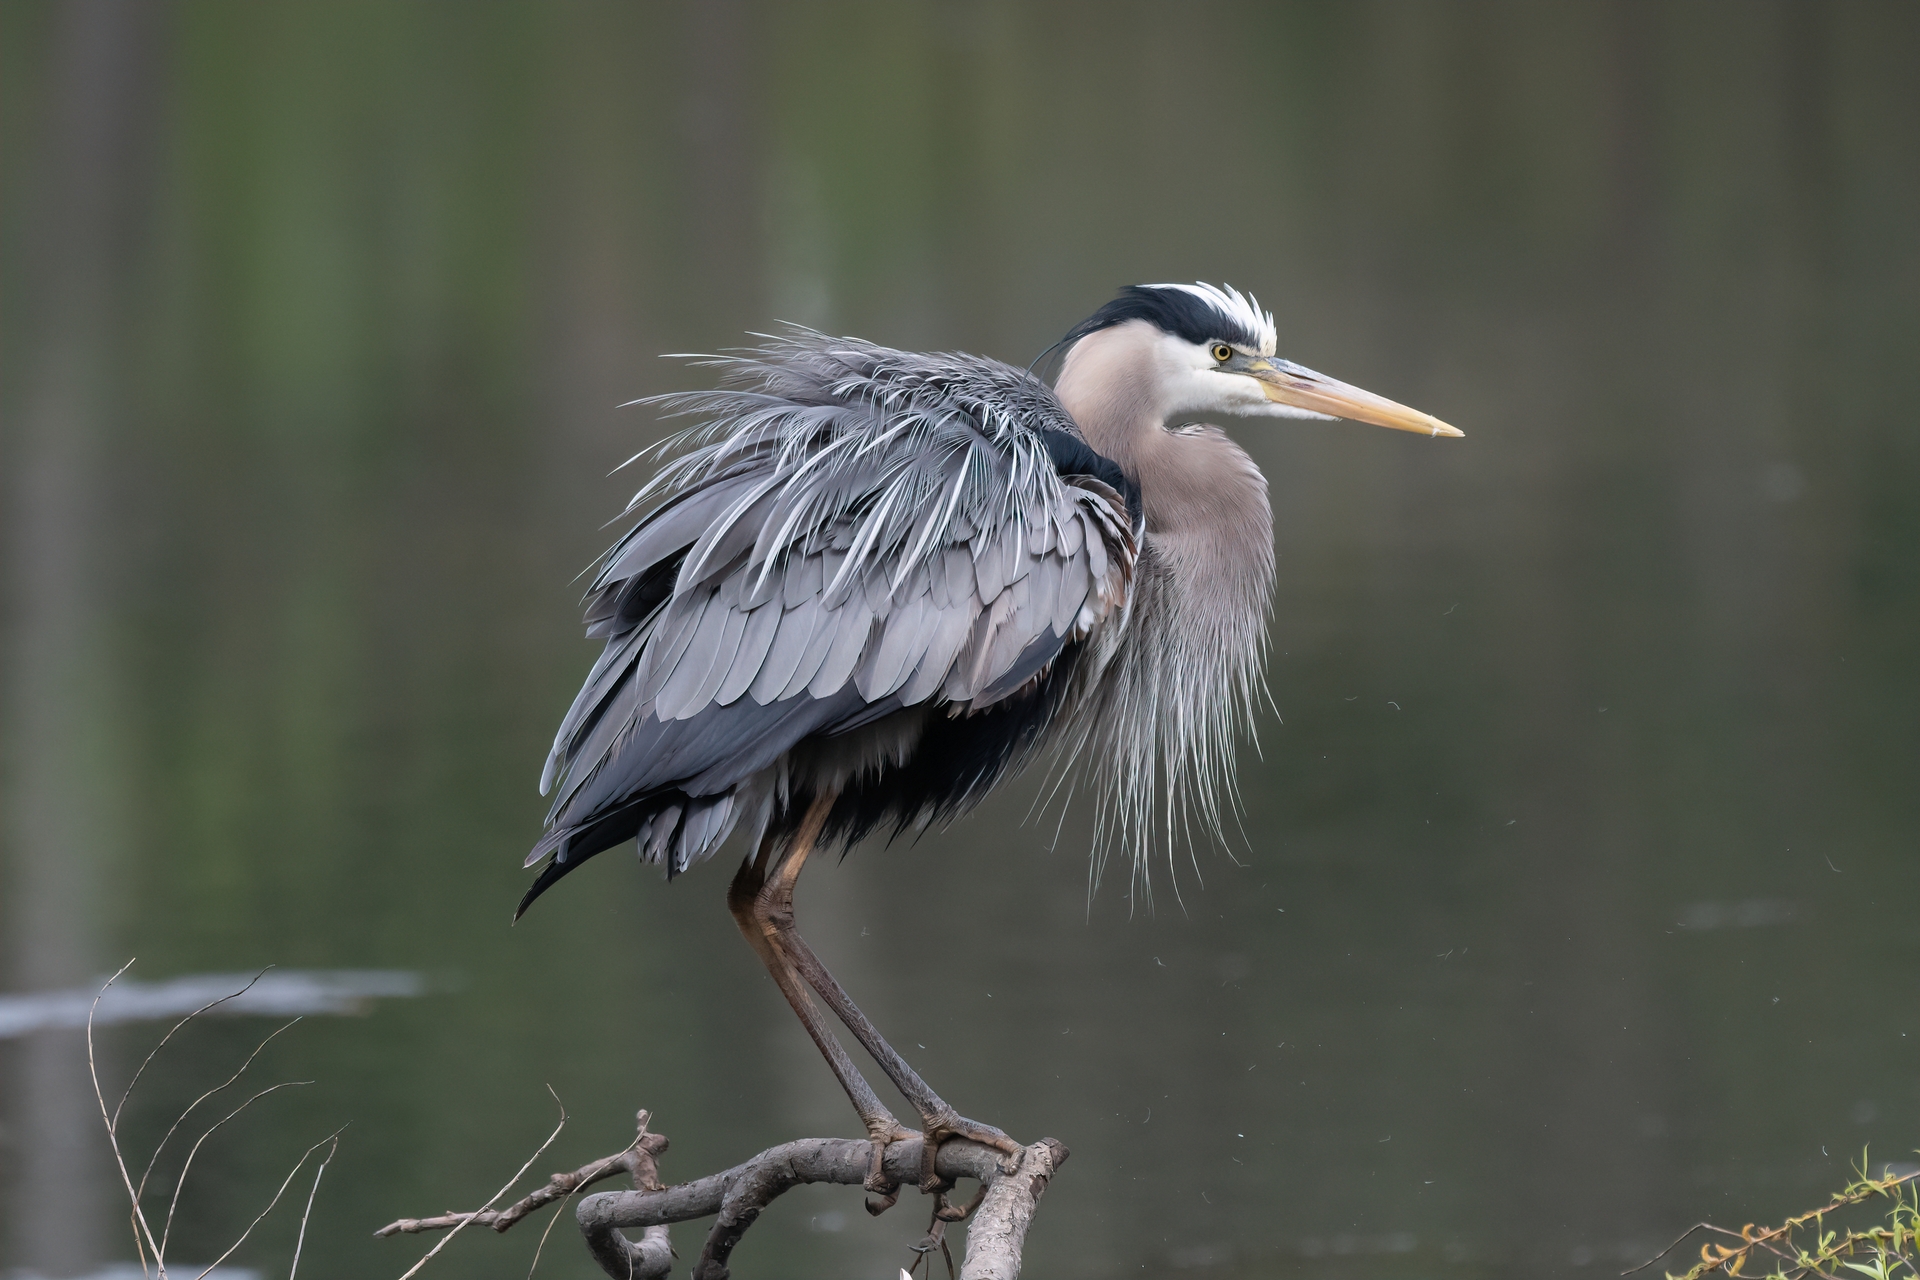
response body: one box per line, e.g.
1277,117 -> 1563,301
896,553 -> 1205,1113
906,1217 -> 956,1280
863,1166 -> 901,1202
862,1127 -> 908,1215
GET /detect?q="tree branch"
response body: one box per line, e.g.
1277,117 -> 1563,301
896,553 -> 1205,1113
378,1109 -> 1067,1280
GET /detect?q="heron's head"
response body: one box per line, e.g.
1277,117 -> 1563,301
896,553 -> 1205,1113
1056,282 -> 1461,439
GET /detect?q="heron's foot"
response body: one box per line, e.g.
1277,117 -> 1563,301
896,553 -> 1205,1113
917,1109 -> 1021,1190
862,1118 -> 916,1216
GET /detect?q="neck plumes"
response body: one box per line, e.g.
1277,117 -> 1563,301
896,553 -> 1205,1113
1051,327 -> 1276,897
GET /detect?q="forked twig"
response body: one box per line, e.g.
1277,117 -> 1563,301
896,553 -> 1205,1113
87,959 -> 167,1271
391,1086 -> 570,1280
289,1133 -> 340,1280
377,1108 -> 664,1240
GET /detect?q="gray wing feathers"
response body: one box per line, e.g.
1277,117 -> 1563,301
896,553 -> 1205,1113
808,599 -> 875,698
1057,508 -> 1085,557
653,589 -> 734,719
1028,554 -> 1064,636
537,330 -> 1139,874
857,593 -> 928,701
897,599 -> 977,704
632,592 -> 709,706
677,592 -> 752,716
778,600 -> 841,700
596,474 -> 754,595
716,601 -> 781,706
750,597 -> 823,704
783,552 -> 823,609
1052,555 -> 1090,635
927,548 -> 953,610
973,531 -> 1008,602
678,483 -> 781,592
940,547 -> 972,609
540,624 -> 646,794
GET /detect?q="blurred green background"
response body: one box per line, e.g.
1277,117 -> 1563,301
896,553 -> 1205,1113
2,2 -> 1916,1277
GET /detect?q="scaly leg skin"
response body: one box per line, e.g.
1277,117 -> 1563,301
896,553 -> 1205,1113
728,799 -> 912,1210
779,924 -> 1020,1189
749,801 -> 1022,1192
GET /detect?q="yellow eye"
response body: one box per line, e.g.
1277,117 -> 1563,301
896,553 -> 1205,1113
1211,343 -> 1234,363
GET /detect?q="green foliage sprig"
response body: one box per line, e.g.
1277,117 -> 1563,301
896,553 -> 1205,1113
1633,1150 -> 1918,1280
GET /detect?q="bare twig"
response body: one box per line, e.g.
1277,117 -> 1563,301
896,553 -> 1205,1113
115,967 -> 274,1134
378,1108 -> 664,1240
89,961 -> 346,1280
136,1017 -> 302,1205
288,1133 -> 340,1280
391,1086 -> 570,1280
193,1128 -> 346,1280
526,1111 -> 665,1277
161,1080 -> 313,1260
87,960 -> 167,1272
1619,1221 -> 1722,1276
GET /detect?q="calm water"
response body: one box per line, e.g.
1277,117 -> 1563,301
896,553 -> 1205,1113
3,3 -> 1916,1277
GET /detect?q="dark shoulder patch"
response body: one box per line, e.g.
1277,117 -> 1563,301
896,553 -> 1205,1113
1037,425 -> 1142,525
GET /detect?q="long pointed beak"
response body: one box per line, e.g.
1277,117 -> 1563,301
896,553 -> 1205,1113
1248,358 -> 1463,438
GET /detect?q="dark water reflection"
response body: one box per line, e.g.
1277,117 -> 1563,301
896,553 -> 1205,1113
3,3 -> 1916,1276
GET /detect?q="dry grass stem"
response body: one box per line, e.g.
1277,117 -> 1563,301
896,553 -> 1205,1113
192,1128 -> 346,1280
135,1017 -> 301,1205
88,960 -> 168,1272
88,961 -> 343,1280
288,1133 -> 340,1280
114,967 -> 273,1134
525,1200 -> 571,1278
391,1086 -> 569,1280
160,1080 -> 313,1261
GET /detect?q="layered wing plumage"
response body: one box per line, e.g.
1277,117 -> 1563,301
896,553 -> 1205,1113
519,331 -> 1137,914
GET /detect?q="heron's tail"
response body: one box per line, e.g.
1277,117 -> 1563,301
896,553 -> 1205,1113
513,789 -> 744,921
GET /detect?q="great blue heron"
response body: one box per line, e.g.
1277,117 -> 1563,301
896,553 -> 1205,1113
520,283 -> 1460,1204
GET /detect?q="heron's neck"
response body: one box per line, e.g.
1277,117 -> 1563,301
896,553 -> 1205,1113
1055,340 -> 1274,636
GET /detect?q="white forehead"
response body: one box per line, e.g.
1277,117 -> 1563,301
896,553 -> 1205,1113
1142,282 -> 1277,356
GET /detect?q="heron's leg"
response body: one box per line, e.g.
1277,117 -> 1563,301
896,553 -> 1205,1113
752,817 -> 1020,1190
728,798 -> 911,1206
